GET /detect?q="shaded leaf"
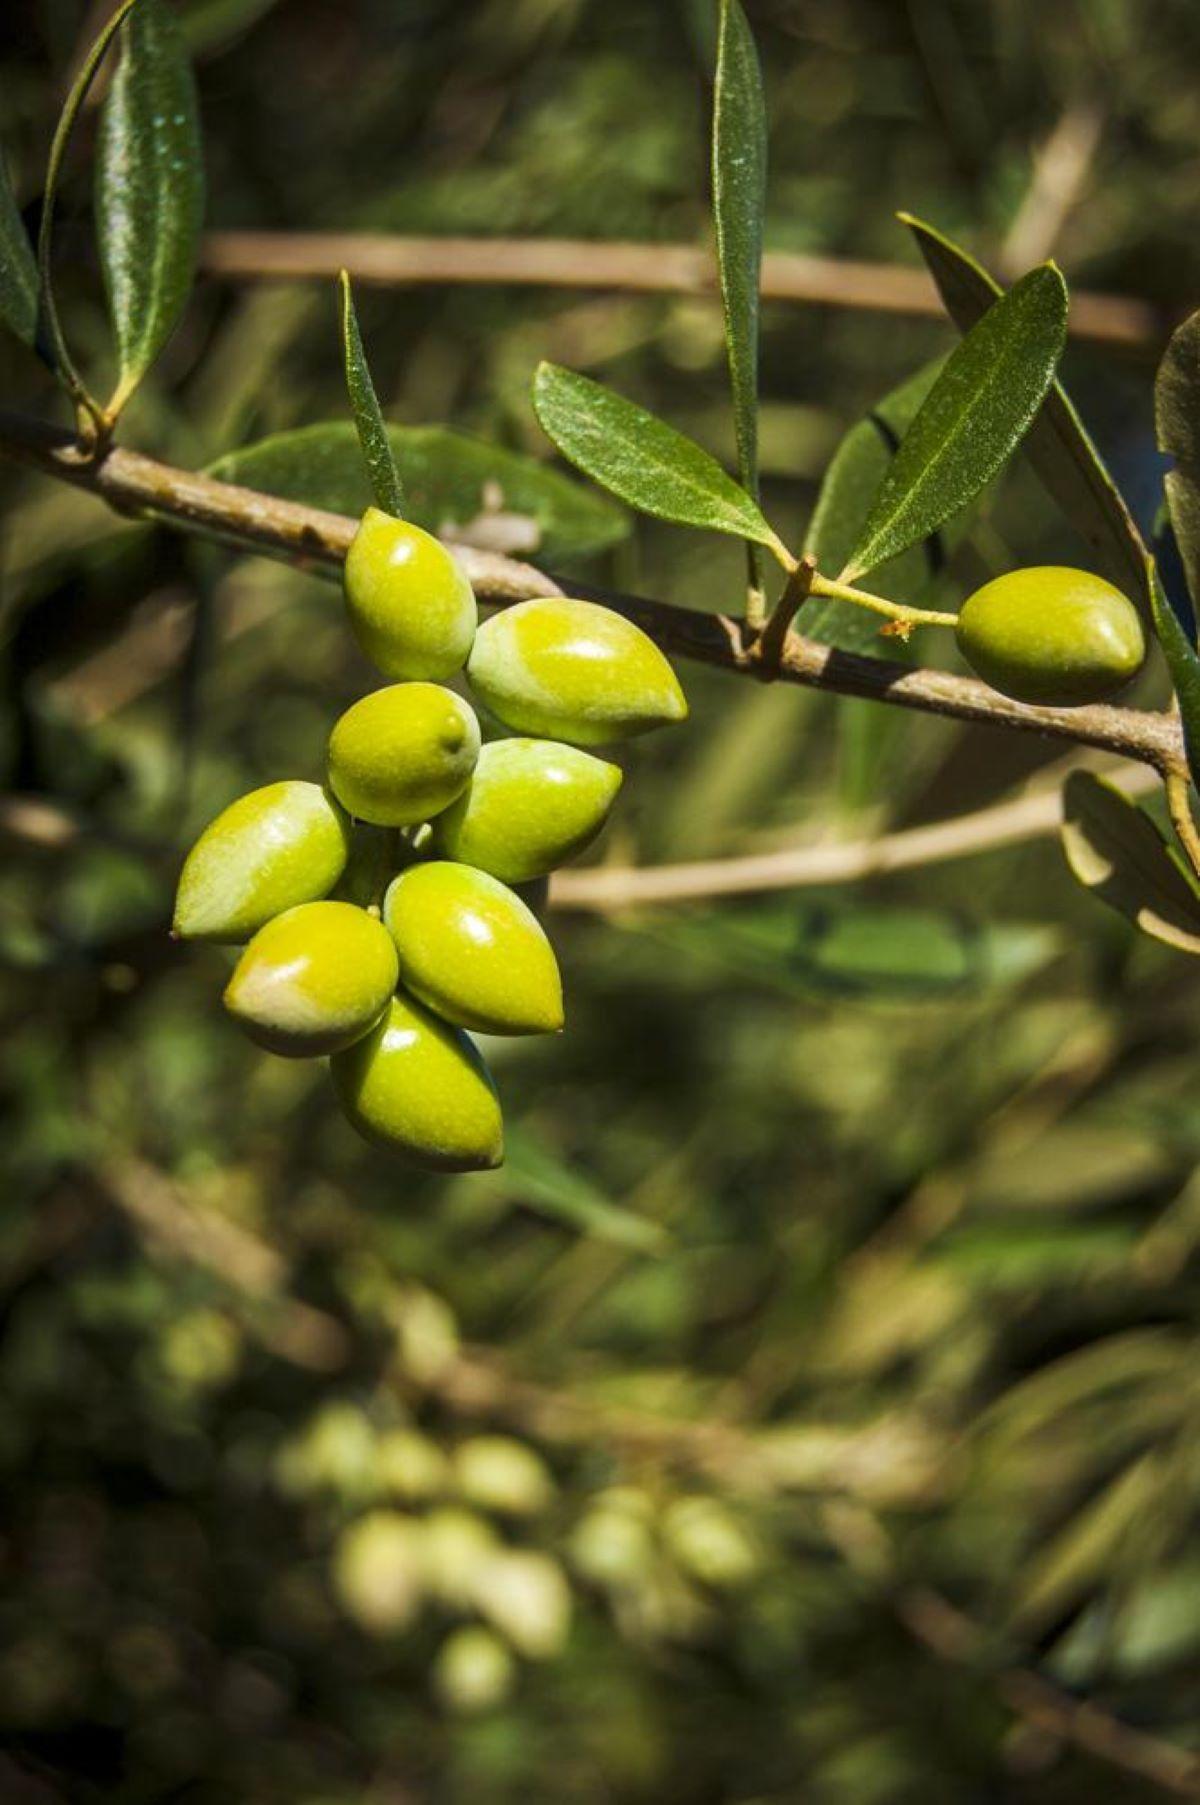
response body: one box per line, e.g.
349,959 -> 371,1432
843,264 -> 1068,581
207,421 -> 628,563
1150,567 -> 1200,794
532,361 -> 783,553
804,357 -> 945,651
479,1126 -> 669,1253
338,271 -> 404,518
904,213 -> 1153,618
1062,771 -> 1200,955
1156,310 -> 1200,617
0,149 -> 37,347
712,0 -> 766,591
96,0 -> 204,412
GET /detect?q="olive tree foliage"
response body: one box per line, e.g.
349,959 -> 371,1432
8,0 -> 1200,1797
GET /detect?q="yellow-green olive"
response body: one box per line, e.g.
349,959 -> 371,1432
383,861 -> 563,1035
955,567 -> 1146,706
224,901 -> 398,1056
173,780 -> 351,944
467,596 -> 687,745
343,508 -> 477,680
327,683 -> 480,827
429,738 -> 622,883
331,992 -> 503,1171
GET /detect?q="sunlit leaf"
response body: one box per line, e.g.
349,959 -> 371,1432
904,213 -> 1153,618
532,361 -> 784,554
843,264 -> 1068,581
96,0 -> 204,412
1009,1452 -> 1171,1633
1061,771 -> 1200,955
207,421 -> 628,562
338,271 -> 404,518
712,0 -> 767,593
0,149 -> 37,347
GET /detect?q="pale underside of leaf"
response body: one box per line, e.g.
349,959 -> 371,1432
1061,771 -> 1200,955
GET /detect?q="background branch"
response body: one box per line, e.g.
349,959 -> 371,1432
198,231 -> 1162,349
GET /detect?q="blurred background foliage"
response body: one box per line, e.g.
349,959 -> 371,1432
4,0 -> 1200,1799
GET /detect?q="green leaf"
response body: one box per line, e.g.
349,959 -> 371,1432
96,0 -> 204,413
803,357 -> 945,651
1061,772 -> 1200,956
1156,310 -> 1200,618
843,264 -> 1068,582
904,214 -> 1153,619
1149,568 -> 1200,795
207,421 -> 629,563
532,361 -> 784,554
712,0 -> 767,590
477,1126 -> 669,1253
0,149 -> 37,347
338,271 -> 404,518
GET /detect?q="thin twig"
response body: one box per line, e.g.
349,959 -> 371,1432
550,762 -> 1159,912
999,101 -> 1105,278
0,408 -> 1182,773
199,232 -> 1162,349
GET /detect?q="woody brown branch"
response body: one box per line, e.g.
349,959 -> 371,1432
0,407 -> 1182,773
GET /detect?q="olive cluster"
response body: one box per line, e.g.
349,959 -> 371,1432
173,508 -> 687,1171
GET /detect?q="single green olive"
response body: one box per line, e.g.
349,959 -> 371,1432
327,682 -> 481,827
955,567 -> 1146,706
173,780 -> 351,944
224,900 -> 398,1056
467,596 -> 688,745
429,737 -> 622,883
343,507 -> 477,680
383,861 -> 563,1036
331,992 -> 503,1171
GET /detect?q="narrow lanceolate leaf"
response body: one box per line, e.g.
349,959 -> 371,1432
0,151 -> 37,347
1150,564 -> 1200,795
843,264 -> 1068,582
1156,311 -> 1200,619
338,272 -> 404,518
96,0 -> 204,414
533,361 -> 783,553
713,0 -> 767,590
904,214 -> 1153,619
1062,772 -> 1200,956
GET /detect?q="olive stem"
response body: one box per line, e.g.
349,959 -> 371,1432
1165,770 -> 1200,881
808,572 -> 960,632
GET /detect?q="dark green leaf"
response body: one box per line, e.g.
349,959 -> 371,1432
532,361 -> 784,554
0,149 -> 37,347
712,0 -> 767,589
1156,311 -> 1200,617
904,214 -> 1153,618
803,358 -> 945,651
1150,568 -> 1200,795
1061,772 -> 1200,955
96,0 -> 204,412
338,271 -> 404,519
843,265 -> 1068,581
477,1126 -> 669,1253
207,421 -> 629,563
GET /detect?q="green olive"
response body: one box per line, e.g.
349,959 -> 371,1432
327,682 -> 481,827
331,992 -> 503,1171
429,737 -> 622,883
955,567 -> 1146,706
467,596 -> 687,745
344,508 -> 477,680
224,900 -> 398,1056
383,861 -> 563,1035
173,780 -> 351,944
